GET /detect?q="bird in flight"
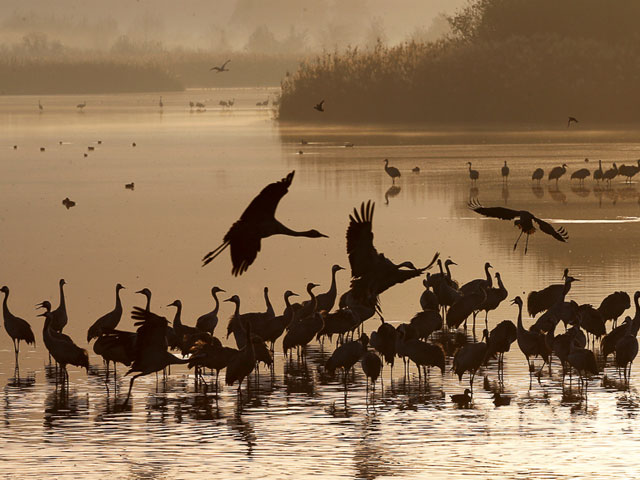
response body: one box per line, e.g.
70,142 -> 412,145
202,171 -> 328,275
468,199 -> 568,254
314,100 -> 325,112
567,116 -> 579,127
210,60 -> 231,73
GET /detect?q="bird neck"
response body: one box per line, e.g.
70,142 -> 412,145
145,295 -> 151,312
232,300 -> 240,318
264,290 -> 274,316
275,222 -> 316,238
484,265 -> 492,286
328,270 -> 339,297
173,304 -> 183,328
115,288 -> 122,311
212,291 -> 220,314
516,302 -> 524,331
497,275 -> 506,292
59,283 -> 66,309
1,291 -> 8,316
445,263 -> 453,279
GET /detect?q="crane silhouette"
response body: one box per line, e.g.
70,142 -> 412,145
468,200 -> 568,254
602,163 -> 618,185
87,284 -> 125,342
467,162 -> 479,183
570,168 -> 590,184
313,100 -> 325,112
346,200 -> 438,312
615,319 -> 638,384
123,307 -> 190,404
513,296 -> 549,386
527,269 -> 577,317
314,265 -> 345,312
383,159 -> 401,184
326,333 -> 369,396
548,164 -> 568,184
202,171 -> 328,275
370,317 -> 397,377
501,161 -> 509,183
460,262 -> 493,295
37,279 -> 68,333
361,350 -> 383,393
598,291 -> 630,328
195,286 -> 225,335
210,59 -> 231,72
532,168 -> 544,183
225,321 -> 256,394
38,311 -> 88,384
593,160 -> 604,182
76,101 -> 86,111
452,329 -> 488,392
1,286 -> 36,366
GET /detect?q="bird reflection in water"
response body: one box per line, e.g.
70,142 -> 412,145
384,185 -> 401,205
547,185 -> 567,203
227,409 -> 256,456
284,358 -> 316,397
501,183 -> 509,205
7,369 -> 36,389
174,392 -> 222,422
353,413 -> 398,480
593,183 -> 604,207
531,184 -> 544,199
469,186 -> 479,201
43,387 -> 87,429
570,183 -> 591,198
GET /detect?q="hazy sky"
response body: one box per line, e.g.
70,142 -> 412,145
0,0 -> 467,51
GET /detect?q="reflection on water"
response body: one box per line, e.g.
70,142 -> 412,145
0,90 -> 640,479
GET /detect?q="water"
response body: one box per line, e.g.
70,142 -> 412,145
1,89 -> 639,479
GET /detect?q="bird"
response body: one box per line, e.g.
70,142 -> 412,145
326,334 -> 369,393
1,286 -> 36,366
87,146 -> 95,151
383,159 -> 401,184
225,321 -> 256,394
401,335 -> 445,382
313,264 -> 345,312
410,310 -> 442,340
567,343 -> 598,393
593,160 -> 604,182
576,304 -> 606,346
167,300 -> 199,354
480,272 -> 508,329
125,182 -> 135,190
158,96 -> 163,109
62,197 -> 76,209
38,310 -> 88,382
87,283 -> 125,342
468,200 -> 569,254
615,319 -> 638,384
93,328 -> 136,381
460,262 -> 493,295
210,60 -> 231,72
570,168 -> 590,184
202,171 -> 327,275
412,166 -> 420,173
361,351 -> 383,392
40,147 -> 46,152
532,168 -> 544,183
492,392 -> 511,406
452,329 -> 489,391
450,388 -> 472,407
548,164 -> 568,184
37,279 -> 68,333
618,160 -> 640,183
370,317 -> 397,376
188,337 -> 237,388
283,311 -> 323,359
601,291 -> 640,361
313,100 -> 324,112
467,162 -> 479,183
419,280 -> 439,311
598,291 -> 630,328
76,101 -> 86,111
446,289 -> 486,330
501,161 -> 509,183
513,296 -> 549,384
262,290 -> 299,351
345,200 -> 438,312
527,269 -> 577,317
195,286 -> 225,335
123,307 -> 190,404
567,116 -> 579,127
38,100 -> 43,112
602,163 -> 618,184
486,320 -> 517,377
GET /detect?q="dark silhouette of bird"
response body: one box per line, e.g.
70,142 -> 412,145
492,392 -> 511,406
326,334 -> 369,393
195,286 -> 225,335
480,272 -> 508,329
576,304 -> 606,346
570,168 -> 590,184
37,279 -> 68,333
370,317 -> 397,375
361,351 -> 383,392
290,282 -> 319,326
501,161 -> 509,183
87,283 -> 125,342
527,269 -> 577,317
76,101 -> 86,111
419,280 -> 439,311
618,160 -> 640,183
402,336 -> 445,382
314,264 -> 345,312
513,296 -> 549,384
346,200 -> 438,312
602,163 -> 618,184
450,388 -> 472,407
225,291 -> 273,348
210,59 -> 231,72
316,307 -> 359,344
188,337 -> 237,388
383,159 -> 401,184
313,100 -> 324,112
460,262 -> 493,295
598,291 -> 630,328
548,164 -> 568,184
615,319 -> 638,384
158,96 -> 163,109
453,329 -> 488,391
410,310 -> 442,340
532,168 -> 544,183
93,328 -> 136,381
62,197 -> 75,209
284,311 -> 324,358
38,311 -> 88,383
467,162 -> 479,183
384,185 -> 401,205
202,171 -> 328,275
168,299 -> 200,354
602,292 -> 640,361
593,160 -> 604,182
125,182 -> 135,190
486,320 -> 517,376
1,286 -> 35,365
38,100 -> 43,112
412,166 -> 420,173
447,289 -> 486,330
567,116 -> 578,127
262,291 -> 299,351
567,343 -> 598,393
123,307 -> 190,403
468,200 -> 568,254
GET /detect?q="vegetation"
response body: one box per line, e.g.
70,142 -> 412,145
279,0 -> 640,124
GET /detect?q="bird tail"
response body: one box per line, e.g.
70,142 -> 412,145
202,240 -> 230,267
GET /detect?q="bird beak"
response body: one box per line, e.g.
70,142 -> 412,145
219,288 -> 226,293
319,233 -> 329,238
35,302 -> 46,310
135,290 -> 144,294
510,298 -> 516,305
224,297 -> 234,302
337,266 -> 345,271
290,293 -> 298,297
37,312 -> 46,318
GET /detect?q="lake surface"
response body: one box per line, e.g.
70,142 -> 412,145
0,89 -> 639,479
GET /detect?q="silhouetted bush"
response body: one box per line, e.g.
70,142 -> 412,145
279,0 -> 640,124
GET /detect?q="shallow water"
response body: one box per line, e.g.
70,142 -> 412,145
0,89 -> 639,479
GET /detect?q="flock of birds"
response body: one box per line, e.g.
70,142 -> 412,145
3,169 -> 638,409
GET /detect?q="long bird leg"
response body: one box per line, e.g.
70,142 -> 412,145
513,230 -> 524,251
123,373 -> 144,405
524,234 -> 530,255
201,240 -> 231,266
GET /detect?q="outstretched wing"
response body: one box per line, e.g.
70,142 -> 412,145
130,307 -> 169,359
346,200 -> 378,278
468,199 -> 521,220
532,216 -> 569,243
236,171 -> 294,224
222,59 -> 231,69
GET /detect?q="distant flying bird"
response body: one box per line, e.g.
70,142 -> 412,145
468,200 -> 568,254
76,101 -> 86,111
202,171 -> 328,275
62,197 -> 76,209
567,116 -> 579,127
313,100 -> 325,112
210,60 -> 231,72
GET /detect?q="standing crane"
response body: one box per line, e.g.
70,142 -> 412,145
1,286 -> 36,366
195,286 -> 225,335
87,283 -> 125,342
383,159 -> 401,184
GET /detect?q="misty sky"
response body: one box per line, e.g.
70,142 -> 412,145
0,0 -> 467,51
